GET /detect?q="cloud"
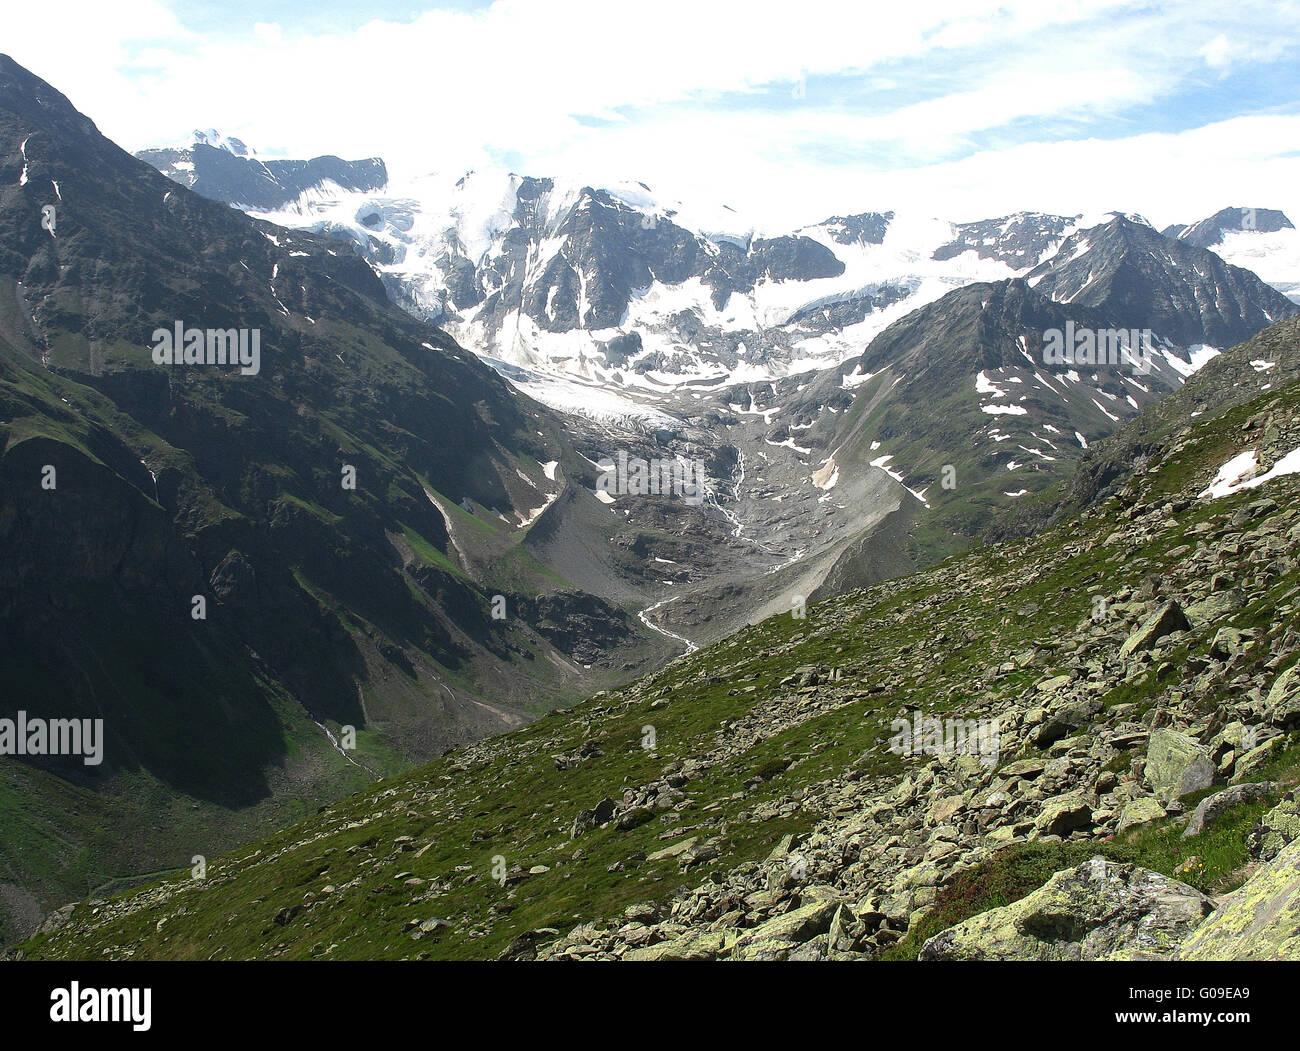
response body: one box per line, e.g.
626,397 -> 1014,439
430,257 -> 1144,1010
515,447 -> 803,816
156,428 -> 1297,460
4,0 -> 1299,232
253,22 -> 284,45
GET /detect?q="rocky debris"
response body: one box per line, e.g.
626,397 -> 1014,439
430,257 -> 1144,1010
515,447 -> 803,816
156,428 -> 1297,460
1175,835 -> 1300,960
919,857 -> 1214,961
1182,783 -> 1275,838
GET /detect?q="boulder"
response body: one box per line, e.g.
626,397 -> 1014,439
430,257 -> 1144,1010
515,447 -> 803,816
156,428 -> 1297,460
1036,795 -> 1093,837
1181,783 -> 1275,839
1115,796 -> 1167,834
1175,835 -> 1300,960
1145,728 -> 1216,801
1265,664 -> 1300,728
1249,796 -> 1300,862
622,930 -> 733,961
728,900 -> 843,961
919,856 -> 1213,961
570,797 -> 616,837
1119,600 -> 1191,659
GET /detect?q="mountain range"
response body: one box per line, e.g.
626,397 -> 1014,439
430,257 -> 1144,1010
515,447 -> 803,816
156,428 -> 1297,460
2,55 -> 1300,957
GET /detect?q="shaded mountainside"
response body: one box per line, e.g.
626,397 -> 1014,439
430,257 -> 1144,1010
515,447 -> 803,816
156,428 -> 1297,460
18,313 -> 1300,961
0,55 -> 679,944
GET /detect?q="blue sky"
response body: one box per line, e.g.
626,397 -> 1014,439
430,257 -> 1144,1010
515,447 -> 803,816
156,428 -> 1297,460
7,0 -> 1300,230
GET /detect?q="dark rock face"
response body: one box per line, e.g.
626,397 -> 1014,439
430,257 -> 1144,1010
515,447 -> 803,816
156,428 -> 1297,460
819,211 -> 893,246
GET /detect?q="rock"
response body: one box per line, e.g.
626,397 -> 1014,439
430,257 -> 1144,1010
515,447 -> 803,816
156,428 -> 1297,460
1119,600 -> 1191,659
1175,835 -> 1300,960
928,795 -> 966,825
37,905 -> 76,936
1036,795 -> 1093,837
498,930 -> 547,960
646,837 -> 698,862
1209,627 -> 1249,660
615,806 -> 655,831
1185,589 -> 1245,625
1145,728 -> 1216,801
623,930 -> 733,961
1000,759 -> 1046,780
1265,664 -> 1300,728
1230,739 -> 1282,783
1115,796 -> 1167,834
919,856 -> 1213,961
1249,796 -> 1300,862
571,797 -> 616,837
729,899 -> 842,961
1181,783 -> 1275,839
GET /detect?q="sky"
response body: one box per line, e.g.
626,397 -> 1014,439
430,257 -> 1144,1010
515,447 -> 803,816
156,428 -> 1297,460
5,0 -> 1300,232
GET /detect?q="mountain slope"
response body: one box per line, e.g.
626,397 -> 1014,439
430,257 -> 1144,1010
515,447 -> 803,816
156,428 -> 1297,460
1163,207 -> 1300,306
18,313 -> 1300,962
1027,215 -> 1298,349
0,55 -> 677,944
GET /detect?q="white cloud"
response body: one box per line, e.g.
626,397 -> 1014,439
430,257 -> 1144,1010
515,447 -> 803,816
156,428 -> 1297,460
253,22 -> 284,46
3,0 -> 1299,233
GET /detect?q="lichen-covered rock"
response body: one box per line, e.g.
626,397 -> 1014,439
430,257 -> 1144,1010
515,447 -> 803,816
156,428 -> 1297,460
1119,600 -> 1191,659
621,930 -> 734,961
1175,834 -> 1300,960
918,856 -> 1213,961
1248,795 -> 1300,862
1145,728 -> 1216,801
1036,794 -> 1093,837
727,899 -> 843,961
1116,796 -> 1167,834
1264,664 -> 1300,729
